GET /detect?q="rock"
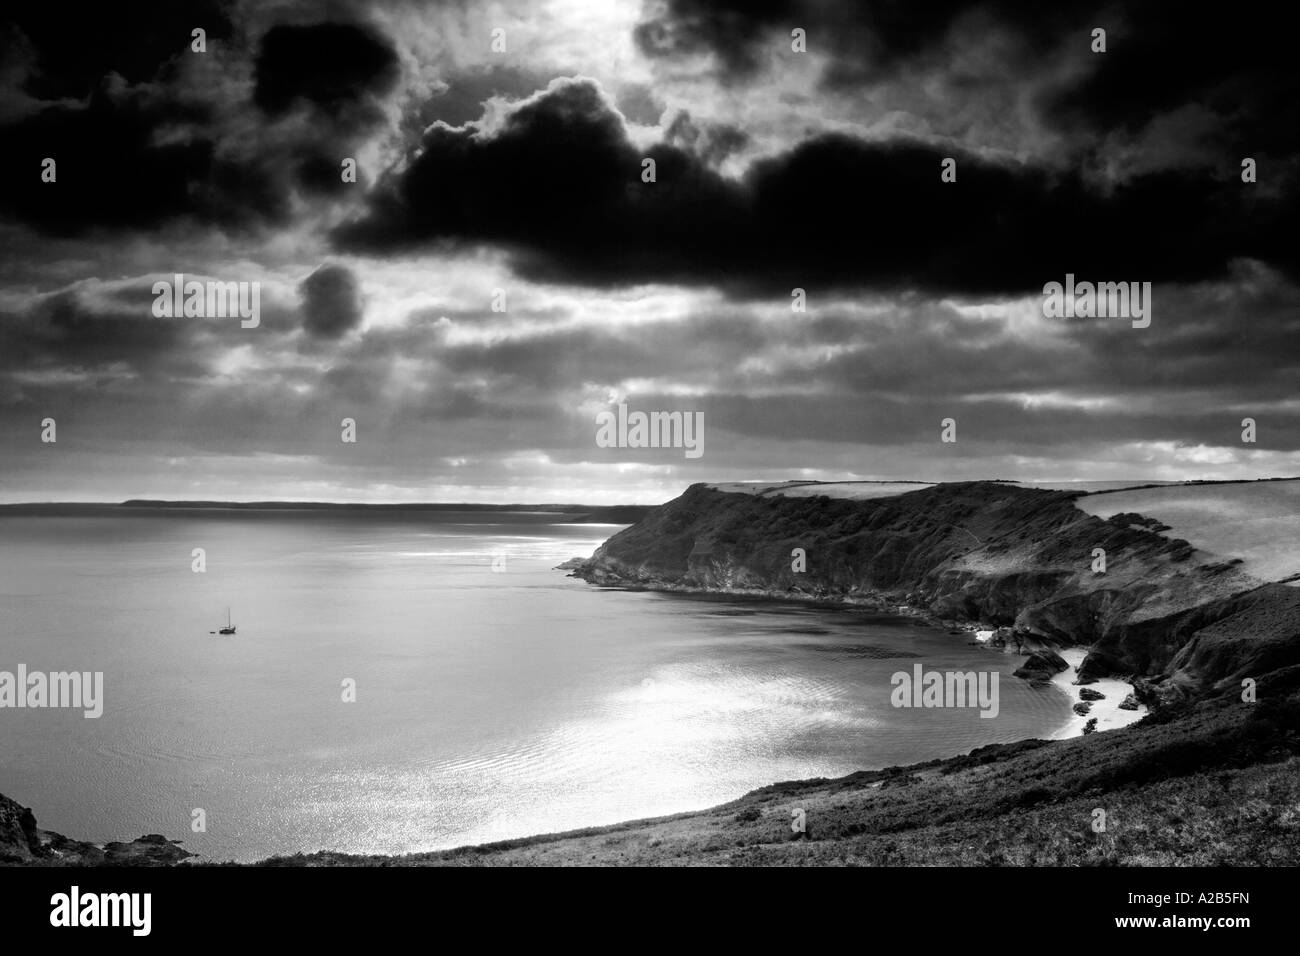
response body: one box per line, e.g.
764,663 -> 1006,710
1082,718 -> 1099,735
0,793 -> 40,863
1013,649 -> 1070,683
553,557 -> 589,571
0,791 -> 193,866
1073,701 -> 1093,716
39,830 -> 107,864
990,626 -> 1016,648
1118,693 -> 1140,711
102,836 -> 193,866
1079,688 -> 1106,701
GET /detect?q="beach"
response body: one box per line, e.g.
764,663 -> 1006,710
1049,647 -> 1147,738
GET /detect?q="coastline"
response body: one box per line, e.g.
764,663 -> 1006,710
0,597 -> 1110,866
1048,648 -> 1147,739
584,575 -> 1120,737
10,474 -> 1298,865
4,607 -> 1294,866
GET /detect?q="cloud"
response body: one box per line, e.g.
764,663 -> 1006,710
252,21 -> 400,116
3,1 -> 236,101
0,14 -> 406,234
634,0 -> 1300,183
1,1 -> 1295,501
417,64 -> 559,128
0,78 -> 233,235
633,0 -> 1088,84
299,264 -> 364,338
336,77 -> 1298,294
333,77 -> 742,284
663,110 -> 749,166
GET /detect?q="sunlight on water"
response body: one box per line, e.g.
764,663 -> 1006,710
0,513 -> 1071,861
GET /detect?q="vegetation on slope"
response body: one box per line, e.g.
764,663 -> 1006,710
574,481 -> 1299,700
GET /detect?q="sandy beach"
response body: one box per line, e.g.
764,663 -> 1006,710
1048,647 -> 1147,739
972,631 -> 1146,738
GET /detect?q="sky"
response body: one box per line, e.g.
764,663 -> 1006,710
0,0 -> 1296,503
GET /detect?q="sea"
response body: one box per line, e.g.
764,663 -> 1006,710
0,510 -> 1073,862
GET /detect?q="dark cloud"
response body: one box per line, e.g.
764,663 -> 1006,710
336,77 -> 1298,295
635,1 -> 1300,171
0,73 -> 324,236
1,2 -> 1295,499
0,80 -> 232,235
633,0 -> 1090,83
252,22 -> 400,116
299,264 -> 364,339
663,111 -> 749,166
335,78 -> 744,285
4,1 -> 236,100
246,21 -> 405,200
0,15 -> 405,235
1038,6 -> 1300,158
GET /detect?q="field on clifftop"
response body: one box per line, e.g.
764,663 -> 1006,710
1078,479 -> 1300,585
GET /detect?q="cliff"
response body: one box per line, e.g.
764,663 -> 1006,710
0,793 -> 192,866
572,481 -> 1300,701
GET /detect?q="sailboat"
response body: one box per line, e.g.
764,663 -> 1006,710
218,607 -> 236,635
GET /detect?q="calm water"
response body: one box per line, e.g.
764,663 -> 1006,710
0,512 -> 1072,862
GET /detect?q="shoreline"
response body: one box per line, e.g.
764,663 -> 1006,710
1047,648 -> 1147,739
0,612 -> 1112,867
4,577 -> 1132,866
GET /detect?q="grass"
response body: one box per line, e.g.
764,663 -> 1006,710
1077,479 -> 1300,584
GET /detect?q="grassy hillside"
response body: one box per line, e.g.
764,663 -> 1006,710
573,480 -> 1298,700
1078,479 -> 1300,584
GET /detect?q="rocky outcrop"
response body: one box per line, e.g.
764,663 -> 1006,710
1012,650 -> 1069,684
0,792 -> 192,866
572,481 -> 1295,699
0,793 -> 40,863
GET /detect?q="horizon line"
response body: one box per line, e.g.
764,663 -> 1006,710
2,475 -> 1298,509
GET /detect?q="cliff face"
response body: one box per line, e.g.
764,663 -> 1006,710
575,482 -> 1300,699
0,794 -> 40,863
0,792 -> 192,866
